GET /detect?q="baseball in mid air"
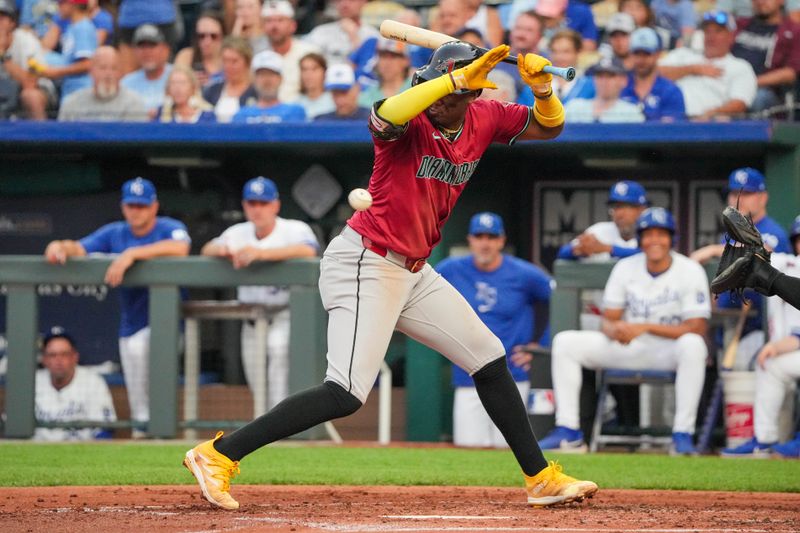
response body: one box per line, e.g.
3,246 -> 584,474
348,188 -> 373,211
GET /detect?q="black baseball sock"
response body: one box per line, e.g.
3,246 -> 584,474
214,381 -> 362,461
472,357 -> 549,477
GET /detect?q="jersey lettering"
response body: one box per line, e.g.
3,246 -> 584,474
415,155 -> 480,186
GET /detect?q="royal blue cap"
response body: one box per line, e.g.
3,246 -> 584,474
728,167 -> 766,193
469,212 -> 505,236
636,206 -> 676,235
243,176 -> 279,201
630,27 -> 661,53
121,177 -> 157,205
42,326 -> 77,350
608,180 -> 648,206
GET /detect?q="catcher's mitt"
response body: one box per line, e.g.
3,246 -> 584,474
710,207 -> 771,296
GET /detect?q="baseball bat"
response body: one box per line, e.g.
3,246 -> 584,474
696,302 -> 751,453
379,20 -> 576,82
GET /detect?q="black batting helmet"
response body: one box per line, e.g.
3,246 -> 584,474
412,41 -> 484,94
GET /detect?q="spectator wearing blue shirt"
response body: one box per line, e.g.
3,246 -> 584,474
651,0 -> 696,48
153,66 -> 216,123
232,50 -> 306,123
31,0 -> 95,98
621,27 -> 685,121
121,24 -> 173,115
691,168 -> 791,366
44,178 -> 191,438
535,0 -> 598,51
41,0 -> 113,48
437,213 -> 553,448
314,63 -> 370,121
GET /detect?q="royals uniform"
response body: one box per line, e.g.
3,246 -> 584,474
210,218 -> 319,408
755,252 -> 800,444
557,221 -> 640,262
34,367 -> 116,441
319,99 -> 531,403
551,251 -> 711,434
437,253 -> 553,447
79,217 -> 191,427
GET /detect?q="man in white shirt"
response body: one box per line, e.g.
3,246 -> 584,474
658,11 -> 757,120
34,327 -> 117,442
261,0 -> 319,103
539,208 -> 710,456
201,177 -> 319,409
304,0 -> 379,66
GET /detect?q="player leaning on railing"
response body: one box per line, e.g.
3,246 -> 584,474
184,41 -> 597,510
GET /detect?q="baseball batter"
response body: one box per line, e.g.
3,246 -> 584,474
721,216 -> 800,458
44,178 -> 191,437
201,176 -> 319,409
184,40 -> 597,510
437,212 -> 553,448
540,208 -> 711,456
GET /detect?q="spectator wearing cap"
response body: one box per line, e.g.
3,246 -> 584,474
357,38 -> 411,108
436,212 -> 553,448
295,52 -> 335,119
535,0 -> 599,52
0,0 -> 52,119
231,0 -> 267,54
115,0 -> 177,74
174,11 -> 225,87
650,0 -> 697,48
558,180 -> 648,262
314,63 -> 370,120
620,27 -> 685,121
691,168 -> 791,372
565,57 -> 645,122
58,46 -> 148,121
304,0 -> 379,67
601,12 -> 636,70
260,0 -> 320,103
658,11 -> 757,120
28,0 -> 96,99
201,176 -> 319,410
153,65 -> 216,123
120,24 -> 173,115
202,36 -> 257,122
731,0 -> 800,113
44,177 -> 191,437
232,50 -> 305,123
33,326 -> 117,442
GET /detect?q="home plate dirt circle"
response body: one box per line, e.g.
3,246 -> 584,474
1,485 -> 798,532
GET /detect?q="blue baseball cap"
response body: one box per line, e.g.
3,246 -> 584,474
42,326 -> 77,350
630,27 -> 661,53
243,176 -> 279,201
608,180 -> 648,206
728,167 -> 766,193
121,177 -> 157,205
469,212 -> 505,236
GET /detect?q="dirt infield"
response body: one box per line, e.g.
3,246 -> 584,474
1,485 -> 798,532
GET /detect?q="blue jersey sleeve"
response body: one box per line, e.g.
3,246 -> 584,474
70,22 -> 97,60
611,245 -> 641,258
557,242 -> 578,260
79,223 -> 118,254
155,218 -> 192,243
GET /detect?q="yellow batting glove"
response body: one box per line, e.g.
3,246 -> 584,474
449,44 -> 510,92
517,53 -> 553,97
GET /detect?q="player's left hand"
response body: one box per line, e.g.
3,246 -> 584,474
231,246 -> 261,269
612,322 -> 648,344
105,252 -> 135,287
511,343 -> 537,371
756,342 -> 778,369
450,44 -> 510,92
517,53 -> 553,97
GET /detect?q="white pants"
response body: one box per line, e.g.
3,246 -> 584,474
241,309 -> 291,410
551,330 -> 707,434
319,228 -> 505,403
755,350 -> 800,443
119,327 -> 150,424
453,381 -> 530,448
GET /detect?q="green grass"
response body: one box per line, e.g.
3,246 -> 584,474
2,442 -> 799,492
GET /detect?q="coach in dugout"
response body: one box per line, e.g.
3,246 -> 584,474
44,177 -> 191,438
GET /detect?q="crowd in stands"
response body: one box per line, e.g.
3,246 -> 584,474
0,0 -> 797,122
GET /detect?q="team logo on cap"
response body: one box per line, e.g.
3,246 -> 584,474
614,182 -> 628,195
652,208 -> 667,224
478,213 -> 495,228
250,180 -> 265,195
734,170 -> 749,185
130,179 -> 145,196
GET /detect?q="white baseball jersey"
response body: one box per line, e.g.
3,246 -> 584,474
213,218 -> 320,306
579,221 -> 638,263
34,366 -> 117,441
756,253 -> 800,443
603,251 -> 711,323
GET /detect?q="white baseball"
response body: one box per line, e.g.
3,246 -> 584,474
348,188 -> 373,211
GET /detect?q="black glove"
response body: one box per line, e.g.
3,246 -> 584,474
710,206 -> 772,296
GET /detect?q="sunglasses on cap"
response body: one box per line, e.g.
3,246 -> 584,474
702,11 -> 733,28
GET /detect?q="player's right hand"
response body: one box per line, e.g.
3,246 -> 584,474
756,342 -> 778,369
450,44 -> 510,92
45,241 -> 66,264
517,53 -> 553,96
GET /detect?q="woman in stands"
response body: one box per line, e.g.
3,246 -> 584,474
154,66 -> 216,123
201,36 -> 256,123
295,52 -> 334,120
175,11 -> 225,87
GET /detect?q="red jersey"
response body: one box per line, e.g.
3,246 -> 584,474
348,99 -> 531,259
